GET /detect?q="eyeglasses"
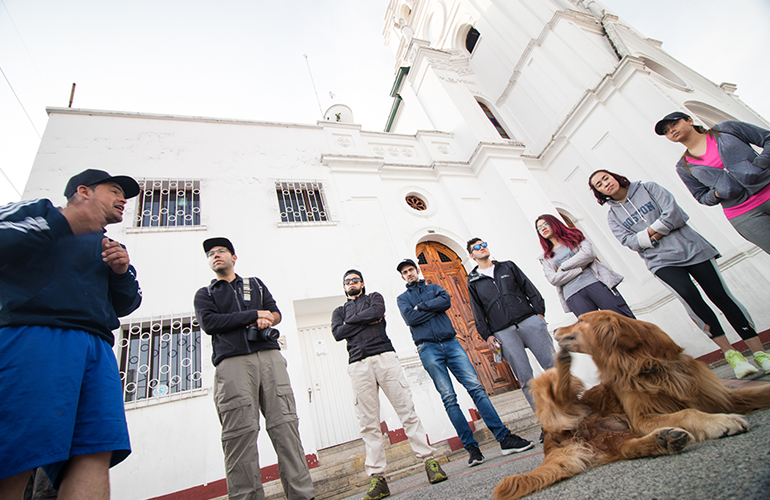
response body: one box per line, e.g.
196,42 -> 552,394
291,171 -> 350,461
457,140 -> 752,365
343,278 -> 361,285
472,242 -> 488,251
536,222 -> 550,233
206,248 -> 229,258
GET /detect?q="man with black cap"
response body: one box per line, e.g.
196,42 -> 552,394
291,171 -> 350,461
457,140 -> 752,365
194,238 -> 314,500
396,259 -> 534,468
0,169 -> 143,498
331,269 -> 446,500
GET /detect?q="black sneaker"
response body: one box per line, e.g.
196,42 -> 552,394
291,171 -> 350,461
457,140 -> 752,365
467,445 -> 485,467
539,428 -> 545,443
363,476 -> 390,500
500,433 -> 534,455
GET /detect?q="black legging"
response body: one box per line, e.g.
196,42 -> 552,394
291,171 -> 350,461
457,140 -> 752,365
655,260 -> 757,340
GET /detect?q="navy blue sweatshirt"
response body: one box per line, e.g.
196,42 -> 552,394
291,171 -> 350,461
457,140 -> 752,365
0,199 -> 142,345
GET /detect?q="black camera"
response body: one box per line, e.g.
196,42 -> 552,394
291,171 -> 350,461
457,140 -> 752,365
247,325 -> 280,342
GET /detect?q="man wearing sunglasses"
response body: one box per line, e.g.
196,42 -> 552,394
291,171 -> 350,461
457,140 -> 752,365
396,259 -> 534,468
466,238 -> 554,422
194,237 -> 314,500
331,270 -> 446,500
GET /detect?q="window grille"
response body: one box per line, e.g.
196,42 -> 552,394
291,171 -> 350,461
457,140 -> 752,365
438,252 -> 452,263
117,314 -> 202,403
417,252 -> 428,265
406,195 -> 427,211
135,179 -> 201,228
276,181 -> 329,224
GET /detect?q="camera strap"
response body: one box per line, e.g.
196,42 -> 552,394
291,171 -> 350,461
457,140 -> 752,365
206,276 -> 264,310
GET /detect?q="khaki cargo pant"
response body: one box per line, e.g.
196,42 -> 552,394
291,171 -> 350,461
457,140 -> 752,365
214,350 -> 314,500
348,351 -> 436,476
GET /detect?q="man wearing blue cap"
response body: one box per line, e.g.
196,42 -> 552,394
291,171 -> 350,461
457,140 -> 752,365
0,169 -> 143,498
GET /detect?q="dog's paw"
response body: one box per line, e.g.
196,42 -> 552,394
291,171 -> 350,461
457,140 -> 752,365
655,427 -> 693,453
557,348 -> 572,365
716,414 -> 749,438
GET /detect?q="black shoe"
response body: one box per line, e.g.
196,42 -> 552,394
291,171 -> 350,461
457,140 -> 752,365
467,445 -> 485,467
500,433 -> 534,456
539,428 -> 545,443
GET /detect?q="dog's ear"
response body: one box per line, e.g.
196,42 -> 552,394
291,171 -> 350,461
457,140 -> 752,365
592,312 -> 642,353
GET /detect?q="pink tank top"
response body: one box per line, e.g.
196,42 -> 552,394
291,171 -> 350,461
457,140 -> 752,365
687,135 -> 770,219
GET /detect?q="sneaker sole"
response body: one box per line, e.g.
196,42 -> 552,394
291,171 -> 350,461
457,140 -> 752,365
467,458 -> 485,467
501,441 -> 535,456
428,473 -> 448,484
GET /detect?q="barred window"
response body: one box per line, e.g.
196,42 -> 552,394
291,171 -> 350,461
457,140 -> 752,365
135,179 -> 201,228
276,181 -> 329,224
118,315 -> 202,403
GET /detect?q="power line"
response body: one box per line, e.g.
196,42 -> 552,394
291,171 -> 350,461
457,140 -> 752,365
0,0 -> 52,98
303,54 -> 324,116
0,65 -> 41,139
0,166 -> 22,198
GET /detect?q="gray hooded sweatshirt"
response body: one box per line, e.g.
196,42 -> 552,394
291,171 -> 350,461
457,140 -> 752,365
606,181 -> 718,274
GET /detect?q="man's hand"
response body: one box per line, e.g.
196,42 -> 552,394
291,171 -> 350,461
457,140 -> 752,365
102,238 -> 130,274
368,318 -> 383,325
486,335 -> 498,352
256,310 -> 275,330
537,314 -> 545,321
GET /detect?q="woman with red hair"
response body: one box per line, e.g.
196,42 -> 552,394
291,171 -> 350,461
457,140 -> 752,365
535,214 -> 634,319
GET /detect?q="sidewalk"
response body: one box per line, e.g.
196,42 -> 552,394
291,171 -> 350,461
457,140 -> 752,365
342,366 -> 770,500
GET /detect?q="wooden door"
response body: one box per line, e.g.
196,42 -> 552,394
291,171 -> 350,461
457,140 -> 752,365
415,242 -> 518,396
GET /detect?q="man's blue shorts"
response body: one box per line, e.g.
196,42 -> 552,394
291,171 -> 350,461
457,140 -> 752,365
0,325 -> 131,486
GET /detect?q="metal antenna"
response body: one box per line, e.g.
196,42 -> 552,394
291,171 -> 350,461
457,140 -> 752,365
303,54 -> 324,116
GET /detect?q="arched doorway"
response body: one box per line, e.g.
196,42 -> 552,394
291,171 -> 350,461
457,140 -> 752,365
415,241 -> 519,396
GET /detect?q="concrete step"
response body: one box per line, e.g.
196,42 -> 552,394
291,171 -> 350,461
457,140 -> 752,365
255,388 -> 538,500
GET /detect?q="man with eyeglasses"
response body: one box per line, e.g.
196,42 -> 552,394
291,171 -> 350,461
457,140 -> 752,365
331,269 -> 446,500
465,238 -> 554,426
194,237 -> 314,500
396,259 -> 534,468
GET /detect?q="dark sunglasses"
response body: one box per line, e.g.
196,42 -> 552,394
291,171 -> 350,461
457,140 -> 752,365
472,242 -> 488,251
343,278 -> 361,285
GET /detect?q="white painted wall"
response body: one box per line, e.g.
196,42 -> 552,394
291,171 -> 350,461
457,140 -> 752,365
18,1 -> 770,498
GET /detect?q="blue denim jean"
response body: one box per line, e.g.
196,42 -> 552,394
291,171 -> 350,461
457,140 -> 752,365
417,337 -> 509,449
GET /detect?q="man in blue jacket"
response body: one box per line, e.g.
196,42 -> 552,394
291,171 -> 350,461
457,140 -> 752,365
396,259 -> 533,468
0,169 -> 143,498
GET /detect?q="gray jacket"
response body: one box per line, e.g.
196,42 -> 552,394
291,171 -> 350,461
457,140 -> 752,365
606,181 -> 719,274
676,120 -> 770,209
539,239 -> 624,313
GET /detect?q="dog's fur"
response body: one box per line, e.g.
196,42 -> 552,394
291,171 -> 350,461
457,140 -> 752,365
493,311 -> 770,500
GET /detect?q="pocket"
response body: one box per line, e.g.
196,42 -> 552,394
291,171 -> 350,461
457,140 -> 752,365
216,396 -> 256,440
715,169 -> 746,199
276,384 -> 297,416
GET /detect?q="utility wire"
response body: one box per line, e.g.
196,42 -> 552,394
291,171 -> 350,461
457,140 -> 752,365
0,65 -> 41,138
0,166 -> 22,198
1,0 -> 52,98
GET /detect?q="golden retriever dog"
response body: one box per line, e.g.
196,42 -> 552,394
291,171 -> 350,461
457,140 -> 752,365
493,311 -> 770,500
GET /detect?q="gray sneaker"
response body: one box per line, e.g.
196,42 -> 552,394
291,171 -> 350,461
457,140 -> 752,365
425,459 -> 448,484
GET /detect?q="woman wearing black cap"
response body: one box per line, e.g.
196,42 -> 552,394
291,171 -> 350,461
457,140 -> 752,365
655,112 -> 770,254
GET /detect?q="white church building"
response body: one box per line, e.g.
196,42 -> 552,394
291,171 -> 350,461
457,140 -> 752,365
20,0 -> 770,498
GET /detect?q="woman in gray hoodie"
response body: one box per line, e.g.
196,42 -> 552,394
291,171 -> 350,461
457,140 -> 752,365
588,169 -> 770,379
655,112 -> 770,254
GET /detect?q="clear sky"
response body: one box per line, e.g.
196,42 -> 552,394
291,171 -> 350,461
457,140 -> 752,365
1,0 -> 768,205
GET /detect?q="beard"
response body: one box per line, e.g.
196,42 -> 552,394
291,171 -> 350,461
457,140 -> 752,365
346,287 -> 362,297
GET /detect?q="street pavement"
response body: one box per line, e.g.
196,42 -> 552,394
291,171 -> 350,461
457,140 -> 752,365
343,366 -> 770,500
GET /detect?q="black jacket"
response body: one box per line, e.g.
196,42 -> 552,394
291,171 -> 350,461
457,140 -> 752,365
194,274 -> 280,366
467,260 -> 545,340
331,291 -> 395,364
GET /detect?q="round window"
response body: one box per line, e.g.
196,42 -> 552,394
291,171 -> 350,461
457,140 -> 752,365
406,195 -> 427,211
